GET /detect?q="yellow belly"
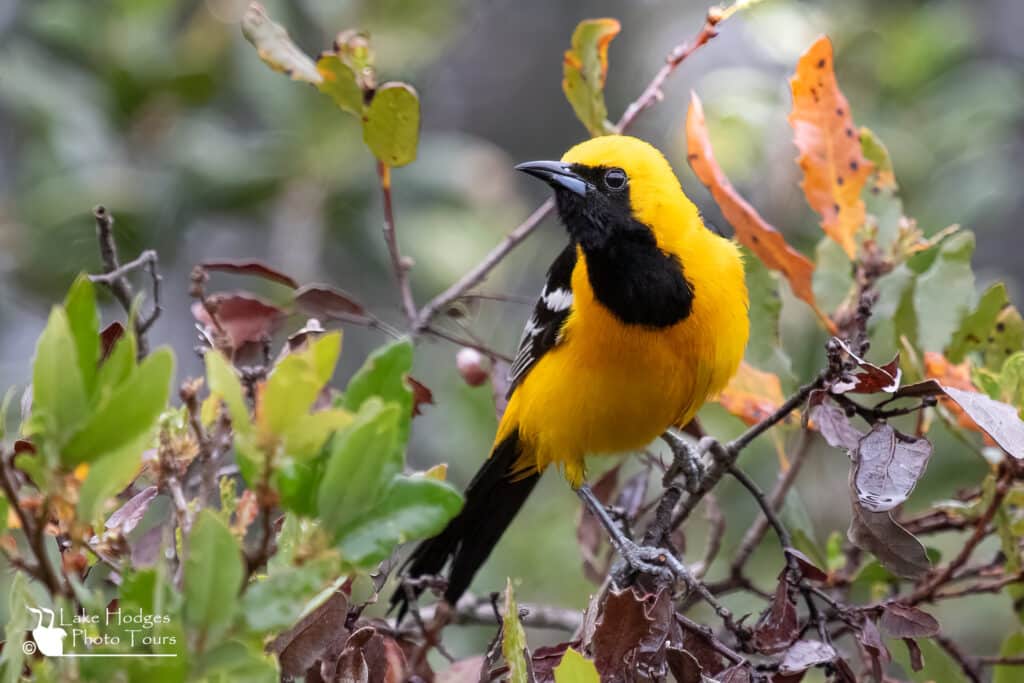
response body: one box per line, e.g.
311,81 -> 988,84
501,241 -> 748,487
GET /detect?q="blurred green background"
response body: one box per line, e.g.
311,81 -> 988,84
1,0 -> 1022,665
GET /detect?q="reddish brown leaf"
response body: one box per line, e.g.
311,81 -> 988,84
687,92 -> 828,328
665,648 -> 702,683
530,642 -> 577,683
858,617 -> 890,681
903,637 -> 924,672
671,615 -> 725,676
848,501 -> 930,579
294,283 -> 366,319
192,293 -> 286,351
808,400 -> 863,452
831,341 -> 902,394
105,485 -> 158,535
407,376 -> 434,417
591,588 -> 673,680
879,604 -> 939,638
201,258 -> 299,288
853,423 -> 932,512
267,585 -> 350,678
99,321 -> 125,362
578,464 -> 620,584
779,640 -> 836,675
788,36 -> 874,258
717,362 -> 788,427
753,578 -> 799,654
784,547 -> 828,582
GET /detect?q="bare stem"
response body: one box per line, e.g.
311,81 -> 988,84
377,162 -> 418,324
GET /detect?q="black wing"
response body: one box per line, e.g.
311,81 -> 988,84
507,243 -> 577,398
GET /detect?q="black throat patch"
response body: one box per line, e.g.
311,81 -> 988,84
554,164 -> 695,328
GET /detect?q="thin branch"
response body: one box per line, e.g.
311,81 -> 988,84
416,595 -> 582,633
0,455 -> 68,597
412,10 -> 727,334
377,161 -> 418,324
89,206 -> 162,357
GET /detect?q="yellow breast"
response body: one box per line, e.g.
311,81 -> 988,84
503,232 -> 748,486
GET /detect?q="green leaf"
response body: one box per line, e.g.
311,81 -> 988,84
994,631 -> 1024,683
282,408 -> 354,461
197,640 -> 278,683
240,2 -> 321,83
362,83 -> 420,167
812,236 -> 854,312
947,282 -> 1009,363
184,510 -> 244,640
32,306 -> 89,443
985,305 -> 1024,372
743,247 -> 792,378
96,332 -> 137,400
890,636 -> 968,683
0,573 -> 32,683
502,578 -> 530,683
562,18 -> 620,136
998,352 -> 1024,413
317,399 -> 401,534
262,332 -> 342,437
913,230 -> 975,352
343,338 -> 414,443
241,557 -> 335,633
64,274 -> 100,397
335,476 -> 462,567
316,54 -> 363,116
63,348 -> 174,467
77,427 -> 155,525
554,648 -> 600,683
205,350 -> 250,435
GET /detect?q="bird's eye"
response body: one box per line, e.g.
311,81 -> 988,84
603,168 -> 628,191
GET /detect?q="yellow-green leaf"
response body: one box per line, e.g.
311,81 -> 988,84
502,579 -> 530,683
206,350 -> 250,435
947,282 -> 1009,363
32,307 -> 89,443
363,82 -> 420,167
262,332 -> 342,437
859,126 -> 897,191
554,648 -> 600,683
241,2 -> 321,84
316,54 -> 363,116
64,274 -> 100,397
562,18 -> 620,137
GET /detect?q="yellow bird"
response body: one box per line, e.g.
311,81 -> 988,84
395,135 -> 749,612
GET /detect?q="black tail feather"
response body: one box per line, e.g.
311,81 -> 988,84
391,429 -> 539,619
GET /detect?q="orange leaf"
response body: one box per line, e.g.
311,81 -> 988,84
788,36 -> 874,259
686,93 -> 835,334
717,362 -> 788,427
923,351 -> 993,442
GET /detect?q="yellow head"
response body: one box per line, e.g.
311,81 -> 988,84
517,135 -> 702,252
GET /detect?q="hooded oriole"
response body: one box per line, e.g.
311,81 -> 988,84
395,135 -> 749,612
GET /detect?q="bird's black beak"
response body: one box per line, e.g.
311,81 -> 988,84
515,161 -> 588,197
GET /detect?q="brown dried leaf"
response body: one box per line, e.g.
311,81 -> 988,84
192,293 -> 286,351
789,36 -> 874,258
201,258 -> 299,289
268,584 -> 350,678
671,616 -> 725,677
778,640 -> 836,675
808,400 -> 863,452
854,423 -> 932,512
407,376 -> 434,417
665,648 -> 702,683
530,642 -> 576,683
99,321 -> 125,362
105,485 -> 158,535
718,664 -> 752,683
879,604 -> 940,638
831,341 -> 902,394
687,92 -> 827,325
753,578 -> 799,654
903,637 -> 924,672
847,502 -> 930,579
591,588 -> 673,680
784,548 -> 828,582
858,617 -> 890,681
294,284 -> 368,319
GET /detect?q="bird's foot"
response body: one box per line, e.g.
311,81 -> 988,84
661,431 -> 706,494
